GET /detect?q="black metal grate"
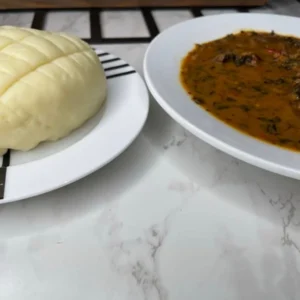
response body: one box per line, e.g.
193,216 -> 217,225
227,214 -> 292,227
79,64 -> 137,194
30,7 -> 251,45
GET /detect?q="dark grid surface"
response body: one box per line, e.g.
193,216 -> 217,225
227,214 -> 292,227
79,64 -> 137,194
30,7 -> 249,44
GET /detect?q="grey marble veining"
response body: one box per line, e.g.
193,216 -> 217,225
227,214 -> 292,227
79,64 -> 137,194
151,10 -> 193,32
44,11 -> 90,38
0,2 -> 300,300
102,10 -> 149,38
0,12 -> 33,28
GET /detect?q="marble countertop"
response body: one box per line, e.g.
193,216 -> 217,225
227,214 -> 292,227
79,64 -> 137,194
1,1 -> 300,299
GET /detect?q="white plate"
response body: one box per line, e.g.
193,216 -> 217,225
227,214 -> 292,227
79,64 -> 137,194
144,13 -> 300,180
0,50 -> 149,204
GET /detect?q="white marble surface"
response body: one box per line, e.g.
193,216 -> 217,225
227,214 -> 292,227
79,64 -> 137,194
0,12 -> 33,28
1,2 -> 300,299
44,11 -> 90,38
151,10 -> 193,31
102,10 -> 149,38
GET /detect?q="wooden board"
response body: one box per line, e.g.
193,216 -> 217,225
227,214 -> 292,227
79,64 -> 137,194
0,0 -> 268,10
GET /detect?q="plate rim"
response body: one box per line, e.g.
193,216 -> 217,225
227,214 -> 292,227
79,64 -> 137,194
144,13 -> 300,180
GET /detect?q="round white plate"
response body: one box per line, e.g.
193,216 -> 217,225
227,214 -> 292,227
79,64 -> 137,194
144,13 -> 300,180
0,50 -> 149,204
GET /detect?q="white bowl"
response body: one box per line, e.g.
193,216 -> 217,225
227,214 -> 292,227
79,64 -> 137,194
144,13 -> 300,180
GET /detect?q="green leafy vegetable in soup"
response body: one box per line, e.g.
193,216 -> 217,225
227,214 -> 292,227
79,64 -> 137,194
180,30 -> 300,151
